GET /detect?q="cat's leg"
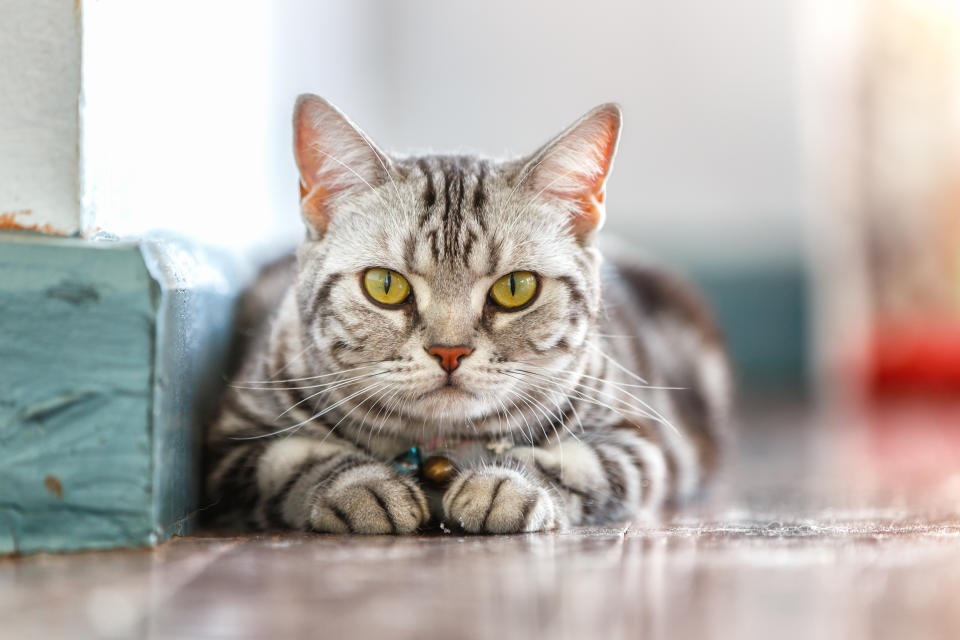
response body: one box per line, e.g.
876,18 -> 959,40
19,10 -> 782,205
441,429 -> 667,533
207,436 -> 428,534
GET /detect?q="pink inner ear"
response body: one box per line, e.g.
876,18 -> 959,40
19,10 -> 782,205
295,121 -> 336,235
569,191 -> 605,237
294,115 -> 352,199
569,111 -> 618,194
300,183 -> 332,236
293,97 -> 370,236
294,106 -> 333,234
294,106 -> 320,187
541,108 -> 620,237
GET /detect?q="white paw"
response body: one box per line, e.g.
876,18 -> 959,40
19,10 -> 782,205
310,463 -> 428,534
442,468 -> 558,534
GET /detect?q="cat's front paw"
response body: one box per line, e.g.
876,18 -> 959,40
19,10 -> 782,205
442,468 -> 559,534
310,462 -> 428,534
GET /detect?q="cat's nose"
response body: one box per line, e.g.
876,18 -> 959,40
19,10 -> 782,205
426,345 -> 474,373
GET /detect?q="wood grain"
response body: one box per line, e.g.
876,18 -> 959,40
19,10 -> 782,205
3,398 -> 960,639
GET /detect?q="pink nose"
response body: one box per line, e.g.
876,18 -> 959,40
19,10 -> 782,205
427,345 -> 473,373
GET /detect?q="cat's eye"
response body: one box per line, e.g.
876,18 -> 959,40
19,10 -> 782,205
363,268 -> 411,306
489,271 -> 538,310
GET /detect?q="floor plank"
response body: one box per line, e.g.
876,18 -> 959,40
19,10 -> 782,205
3,397 -> 960,640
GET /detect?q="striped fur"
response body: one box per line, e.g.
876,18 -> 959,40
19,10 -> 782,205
205,96 -> 732,534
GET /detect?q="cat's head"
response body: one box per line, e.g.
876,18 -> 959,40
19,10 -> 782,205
292,95 -> 620,432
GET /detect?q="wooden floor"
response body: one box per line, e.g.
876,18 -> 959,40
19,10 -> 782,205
4,396 -> 960,640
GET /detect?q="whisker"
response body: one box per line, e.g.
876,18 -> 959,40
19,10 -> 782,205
513,164 -> 583,217
237,362 -> 383,385
584,342 -> 649,384
311,148 -> 390,208
503,373 -> 585,443
504,395 -> 537,446
372,386 -> 407,442
510,388 -> 555,445
330,382 -> 393,446
230,381 -> 389,440
509,383 -> 575,446
363,384 -> 403,447
499,155 -> 549,215
515,369 -> 655,419
267,342 -> 317,379
274,372 -> 386,419
358,136 -> 413,226
313,381 -> 395,449
512,366 -> 682,438
508,368 -> 659,427
519,364 -> 682,391
232,371 -> 383,393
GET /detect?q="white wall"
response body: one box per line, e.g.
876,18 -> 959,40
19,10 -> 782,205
81,1 -> 387,253
0,0 -> 81,235
81,0 -> 298,252
75,0 -> 803,266
275,0 -> 804,266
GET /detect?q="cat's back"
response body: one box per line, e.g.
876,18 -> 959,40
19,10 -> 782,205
599,240 -> 732,478
601,246 -> 722,347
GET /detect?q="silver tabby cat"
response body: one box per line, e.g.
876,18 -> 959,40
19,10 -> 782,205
205,95 -> 731,534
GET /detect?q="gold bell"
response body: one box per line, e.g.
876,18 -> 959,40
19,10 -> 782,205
421,455 -> 457,486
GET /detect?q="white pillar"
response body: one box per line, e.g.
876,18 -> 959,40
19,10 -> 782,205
0,0 -> 82,235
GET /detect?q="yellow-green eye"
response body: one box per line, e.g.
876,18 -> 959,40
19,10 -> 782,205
363,268 -> 411,306
489,271 -> 538,309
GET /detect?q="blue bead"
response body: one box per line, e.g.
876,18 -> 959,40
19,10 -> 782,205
392,446 -> 421,475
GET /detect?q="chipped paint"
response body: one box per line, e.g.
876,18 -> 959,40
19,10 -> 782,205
43,476 -> 63,499
0,210 -> 67,235
45,279 -> 101,306
0,234 -> 246,555
0,239 -> 154,555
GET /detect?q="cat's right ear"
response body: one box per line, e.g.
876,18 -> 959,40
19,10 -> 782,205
520,103 -> 622,244
293,95 -> 391,238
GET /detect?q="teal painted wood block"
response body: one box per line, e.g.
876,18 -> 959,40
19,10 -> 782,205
691,264 -> 808,389
0,233 -> 242,554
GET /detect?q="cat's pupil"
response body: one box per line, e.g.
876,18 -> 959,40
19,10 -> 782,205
384,271 -> 392,295
509,273 -> 516,296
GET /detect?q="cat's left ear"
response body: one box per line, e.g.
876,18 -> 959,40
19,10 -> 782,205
522,103 -> 622,242
293,94 -> 392,238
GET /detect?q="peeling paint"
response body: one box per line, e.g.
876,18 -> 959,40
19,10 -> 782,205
0,210 -> 67,235
0,235 -> 245,555
12,390 -> 100,425
45,279 -> 101,306
0,240 -> 156,555
44,476 -> 63,499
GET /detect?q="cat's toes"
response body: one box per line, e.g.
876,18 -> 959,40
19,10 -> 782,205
442,468 -> 558,534
310,463 -> 428,534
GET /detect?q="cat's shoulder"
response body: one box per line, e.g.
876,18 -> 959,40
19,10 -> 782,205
599,237 -> 722,343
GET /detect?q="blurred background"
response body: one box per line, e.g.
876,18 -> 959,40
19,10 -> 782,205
78,0 -> 960,402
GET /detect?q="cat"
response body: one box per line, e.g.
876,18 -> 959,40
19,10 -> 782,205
204,95 -> 731,534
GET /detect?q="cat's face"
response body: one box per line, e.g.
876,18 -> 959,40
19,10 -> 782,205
292,96 -> 620,433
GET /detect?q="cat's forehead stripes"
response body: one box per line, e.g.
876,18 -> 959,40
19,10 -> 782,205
472,162 -> 488,231
398,155 -> 497,274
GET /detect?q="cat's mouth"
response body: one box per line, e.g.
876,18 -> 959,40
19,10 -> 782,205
418,379 -> 476,400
